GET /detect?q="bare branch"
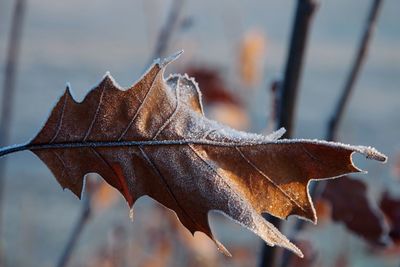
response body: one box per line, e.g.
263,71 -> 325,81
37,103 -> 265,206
56,194 -> 92,267
0,0 -> 27,262
260,0 -> 318,266
282,1 -> 384,266
327,0 -> 383,141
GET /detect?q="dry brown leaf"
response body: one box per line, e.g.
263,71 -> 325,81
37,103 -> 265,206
92,181 -> 120,212
314,198 -> 332,224
25,52 -> 387,257
322,176 -> 389,245
207,103 -> 249,130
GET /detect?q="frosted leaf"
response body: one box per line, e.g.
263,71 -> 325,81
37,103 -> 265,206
27,51 -> 387,258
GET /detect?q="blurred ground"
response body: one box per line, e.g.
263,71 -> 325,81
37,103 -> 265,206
0,0 -> 399,266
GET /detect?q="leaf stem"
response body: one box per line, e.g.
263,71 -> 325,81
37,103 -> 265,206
0,138 -> 387,164
0,143 -> 29,158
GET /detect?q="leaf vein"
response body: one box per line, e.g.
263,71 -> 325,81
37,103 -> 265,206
83,85 -> 106,141
49,93 -> 68,143
118,71 -> 159,141
235,147 -> 307,213
152,76 -> 181,140
138,146 -> 203,232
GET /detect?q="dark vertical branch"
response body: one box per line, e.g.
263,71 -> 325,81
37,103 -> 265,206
277,0 -> 318,139
259,0 -> 318,266
267,79 -> 282,132
282,1 -> 384,266
306,0 -> 383,222
309,0 -> 383,226
56,195 -> 91,267
0,0 -> 27,261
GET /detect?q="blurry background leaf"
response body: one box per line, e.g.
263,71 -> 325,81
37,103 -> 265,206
206,103 -> 249,130
184,66 -> 248,130
314,198 -> 332,225
238,29 -> 267,87
321,176 -> 389,245
184,67 -> 242,106
92,181 -> 120,213
380,192 -> 400,245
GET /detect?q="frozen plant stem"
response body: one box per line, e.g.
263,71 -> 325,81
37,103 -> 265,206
281,1 -> 384,266
260,0 -> 318,266
0,0 -> 26,262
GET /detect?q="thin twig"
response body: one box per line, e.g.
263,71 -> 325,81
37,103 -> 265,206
260,0 -> 318,266
299,0 -> 383,228
281,1 -> 384,266
0,0 -> 26,262
151,0 -> 185,60
267,79 -> 282,132
327,0 -> 383,141
56,194 -> 91,267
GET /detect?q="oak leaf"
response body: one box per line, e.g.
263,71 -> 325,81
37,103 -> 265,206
16,51 -> 386,257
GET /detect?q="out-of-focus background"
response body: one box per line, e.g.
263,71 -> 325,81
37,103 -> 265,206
0,0 -> 399,266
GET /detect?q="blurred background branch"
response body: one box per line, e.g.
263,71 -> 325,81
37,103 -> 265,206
0,0 -> 27,264
56,192 -> 91,267
151,0 -> 185,60
259,0 -> 318,266
282,1 -> 384,266
326,0 -> 383,142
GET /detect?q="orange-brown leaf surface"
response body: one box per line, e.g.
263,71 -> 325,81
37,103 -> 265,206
28,52 -> 386,257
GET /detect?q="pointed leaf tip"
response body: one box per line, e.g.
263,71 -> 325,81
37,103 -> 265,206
101,71 -> 113,83
355,145 -> 387,163
215,240 -> 232,257
64,83 -> 77,103
159,50 -> 184,67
